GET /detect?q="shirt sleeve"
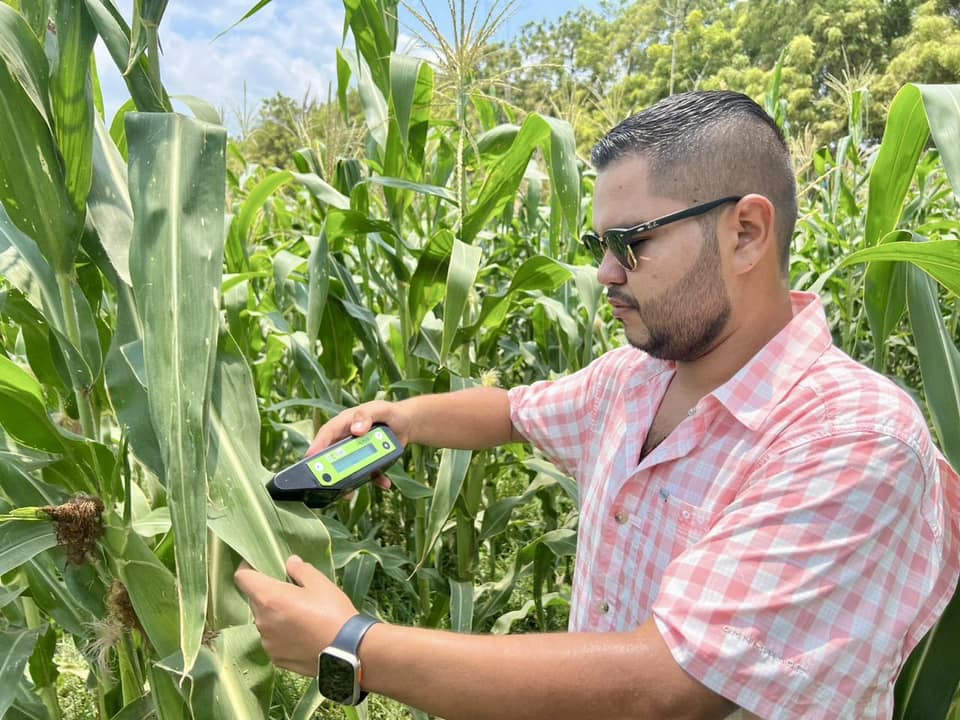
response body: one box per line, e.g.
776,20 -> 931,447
651,429 -> 952,720
507,348 -> 632,478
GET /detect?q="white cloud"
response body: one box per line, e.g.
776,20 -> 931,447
95,0 -> 345,135
91,0 -> 591,134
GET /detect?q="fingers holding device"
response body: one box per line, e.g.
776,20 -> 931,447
267,423 -> 404,508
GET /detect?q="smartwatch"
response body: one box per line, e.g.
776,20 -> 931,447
317,613 -> 381,705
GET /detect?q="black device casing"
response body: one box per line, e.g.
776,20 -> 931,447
266,424 -> 404,508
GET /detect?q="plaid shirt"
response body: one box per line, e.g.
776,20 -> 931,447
508,291 -> 959,720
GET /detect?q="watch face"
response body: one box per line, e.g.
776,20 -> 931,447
318,651 -> 358,704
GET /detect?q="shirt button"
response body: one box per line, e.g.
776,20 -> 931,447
687,407 -> 696,416
614,511 -> 628,525
598,601 -> 610,614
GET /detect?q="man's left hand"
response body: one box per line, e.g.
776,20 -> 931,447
235,555 -> 358,676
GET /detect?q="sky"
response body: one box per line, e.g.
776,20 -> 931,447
94,0 -> 601,134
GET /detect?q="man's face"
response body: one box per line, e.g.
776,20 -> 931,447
592,156 -> 732,361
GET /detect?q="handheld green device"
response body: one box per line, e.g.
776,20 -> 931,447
266,424 -> 404,508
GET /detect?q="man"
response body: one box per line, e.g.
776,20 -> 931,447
236,91 -> 960,719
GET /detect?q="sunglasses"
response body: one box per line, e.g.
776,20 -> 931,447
580,195 -> 743,271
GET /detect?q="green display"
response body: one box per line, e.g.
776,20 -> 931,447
267,424 -> 404,508
332,442 -> 377,472
305,427 -> 398,486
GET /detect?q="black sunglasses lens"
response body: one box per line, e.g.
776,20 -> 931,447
581,233 -> 606,264
581,232 -> 637,269
605,233 -> 635,270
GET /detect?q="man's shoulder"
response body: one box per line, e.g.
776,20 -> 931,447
782,344 -> 931,449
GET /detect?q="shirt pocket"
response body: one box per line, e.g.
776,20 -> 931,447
654,487 -> 713,544
616,487 -> 717,625
628,487 -> 715,568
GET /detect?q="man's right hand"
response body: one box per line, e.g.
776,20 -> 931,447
307,401 -> 415,491
309,387 -> 516,466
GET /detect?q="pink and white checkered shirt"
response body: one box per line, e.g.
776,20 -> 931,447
508,290 -> 960,719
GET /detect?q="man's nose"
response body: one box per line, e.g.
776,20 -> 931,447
597,249 -> 627,286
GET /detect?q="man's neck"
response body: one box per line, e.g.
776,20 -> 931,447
673,290 -> 794,396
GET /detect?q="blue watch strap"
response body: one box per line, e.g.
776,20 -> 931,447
329,613 -> 380,703
332,613 -> 380,655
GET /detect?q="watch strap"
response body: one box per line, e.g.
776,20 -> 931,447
328,613 -> 380,703
332,613 -> 380,654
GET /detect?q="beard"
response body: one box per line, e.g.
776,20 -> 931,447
612,233 -> 731,362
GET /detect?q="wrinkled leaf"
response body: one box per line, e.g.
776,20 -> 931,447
127,112 -> 227,673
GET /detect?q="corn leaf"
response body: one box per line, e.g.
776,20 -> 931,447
110,696 -> 156,720
106,335 -> 164,478
157,625 -> 274,720
388,54 -> 422,149
449,579 -> 474,633
475,529 -> 576,624
460,256 -> 573,350
145,659 -> 191,718
0,521 -> 57,576
83,0 -> 168,112
0,628 -> 40,718
366,176 -> 456,203
479,475 -> 558,542
461,114 -> 579,245
172,94 -> 221,125
0,461 -> 69,508
915,84 -> 960,197
388,53 -> 432,166
342,552 -> 377,608
863,86 -> 929,351
0,205 -> 101,386
306,233 -> 329,345
409,229 -> 454,327
127,112 -> 227,673
51,0 -> 97,214
22,556 -> 96,637
0,6 -> 83,274
339,47 -> 387,153
291,172 -> 350,210
87,116 -> 134,288
441,239 -> 482,363
906,264 -> 960,468
0,586 -> 24,610
841,239 -> 960,298
862,84 -> 960,351
27,624 -> 57,692
0,3 -> 52,125
343,0 -> 396,96
0,354 -> 69,453
207,334 -> 334,579
419,446 -> 472,568
0,355 -> 105,494
214,0 -> 273,40
291,685 -> 323,720
225,170 -> 294,272
103,518 -> 180,659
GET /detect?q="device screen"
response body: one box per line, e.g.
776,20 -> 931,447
332,441 -> 378,472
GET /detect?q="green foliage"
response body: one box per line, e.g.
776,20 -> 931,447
0,1 -> 958,719
487,0 -> 960,149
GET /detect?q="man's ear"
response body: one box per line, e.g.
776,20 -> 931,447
729,194 -> 776,275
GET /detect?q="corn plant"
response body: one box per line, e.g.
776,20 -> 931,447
0,1 -> 334,717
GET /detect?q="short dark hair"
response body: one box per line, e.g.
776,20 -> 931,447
591,91 -> 797,275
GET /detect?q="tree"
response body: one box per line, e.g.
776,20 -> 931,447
875,0 -> 960,109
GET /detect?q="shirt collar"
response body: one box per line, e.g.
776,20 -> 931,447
710,290 -> 833,431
